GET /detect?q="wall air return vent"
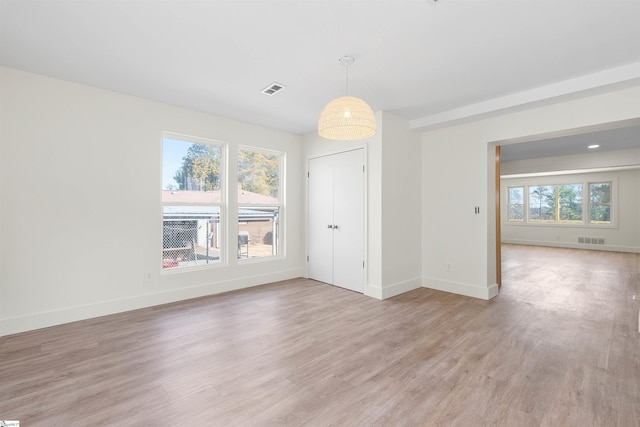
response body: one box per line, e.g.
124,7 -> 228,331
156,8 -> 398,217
578,236 -> 605,245
261,83 -> 286,96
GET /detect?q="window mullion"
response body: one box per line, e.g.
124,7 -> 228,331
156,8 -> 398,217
555,185 -> 560,222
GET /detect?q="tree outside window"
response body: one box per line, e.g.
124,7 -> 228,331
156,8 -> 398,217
507,187 -> 524,221
506,181 -> 612,226
162,137 -> 223,270
237,148 -> 283,260
590,182 -> 611,223
172,143 -> 221,191
558,184 -> 582,222
529,185 -> 556,221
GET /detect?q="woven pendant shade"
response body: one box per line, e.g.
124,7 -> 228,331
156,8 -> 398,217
318,95 -> 376,141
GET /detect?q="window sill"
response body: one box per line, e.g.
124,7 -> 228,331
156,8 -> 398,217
505,221 -> 616,229
237,254 -> 285,265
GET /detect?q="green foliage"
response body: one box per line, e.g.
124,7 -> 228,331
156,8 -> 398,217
590,183 -> 611,222
590,183 -> 610,204
174,143 -> 221,191
513,182 -> 610,223
238,150 -> 280,197
529,185 -> 556,221
558,184 -> 582,221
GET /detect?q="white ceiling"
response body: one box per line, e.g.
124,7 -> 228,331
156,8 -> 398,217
2,0 -> 640,138
500,122 -> 640,162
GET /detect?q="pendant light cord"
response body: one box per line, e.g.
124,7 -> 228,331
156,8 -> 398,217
345,63 -> 349,96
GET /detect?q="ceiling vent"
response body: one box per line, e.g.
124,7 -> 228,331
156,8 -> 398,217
261,83 -> 285,96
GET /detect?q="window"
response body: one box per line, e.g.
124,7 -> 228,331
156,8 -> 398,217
507,187 -> 524,221
558,184 -> 583,222
162,136 -> 224,270
529,185 -> 556,222
237,148 -> 282,260
589,182 -> 611,224
507,181 -> 612,226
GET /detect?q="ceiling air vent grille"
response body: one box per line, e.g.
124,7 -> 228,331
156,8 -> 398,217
261,83 -> 285,96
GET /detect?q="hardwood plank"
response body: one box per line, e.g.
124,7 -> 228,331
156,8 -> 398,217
1,246 -> 639,426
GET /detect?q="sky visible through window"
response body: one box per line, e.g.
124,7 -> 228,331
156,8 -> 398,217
162,138 -> 189,190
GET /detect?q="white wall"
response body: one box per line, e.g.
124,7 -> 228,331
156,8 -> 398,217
303,115 -> 382,297
380,113 -> 422,298
501,169 -> 640,252
501,146 -> 640,175
4,67 -> 639,336
421,84 -> 640,300
0,67 -> 305,336
302,112 -> 422,299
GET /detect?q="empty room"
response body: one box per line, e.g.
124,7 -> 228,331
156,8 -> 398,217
1,1 -> 640,425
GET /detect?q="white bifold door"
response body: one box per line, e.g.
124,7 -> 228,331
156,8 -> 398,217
308,149 -> 364,293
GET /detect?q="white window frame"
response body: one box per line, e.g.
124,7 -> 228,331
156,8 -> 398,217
587,181 -> 612,225
506,179 -> 615,228
507,186 -> 525,222
237,146 -> 285,263
161,132 -> 227,273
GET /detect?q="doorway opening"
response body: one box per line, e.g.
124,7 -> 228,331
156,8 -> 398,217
491,117 -> 640,289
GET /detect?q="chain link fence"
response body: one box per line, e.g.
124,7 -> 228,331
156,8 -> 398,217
162,220 -> 219,269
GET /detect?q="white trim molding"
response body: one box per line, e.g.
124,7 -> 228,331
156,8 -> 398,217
0,268 -> 305,337
423,277 -> 499,300
410,62 -> 640,131
502,239 -> 640,254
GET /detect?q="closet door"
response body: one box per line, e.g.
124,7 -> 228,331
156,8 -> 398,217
332,149 -> 364,292
308,155 -> 334,285
308,149 -> 364,293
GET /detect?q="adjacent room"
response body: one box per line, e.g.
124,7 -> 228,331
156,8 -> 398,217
1,1 -> 640,425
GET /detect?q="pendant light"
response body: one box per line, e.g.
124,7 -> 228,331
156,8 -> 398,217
318,56 -> 377,141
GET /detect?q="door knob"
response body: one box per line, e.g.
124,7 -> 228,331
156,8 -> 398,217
333,225 -> 339,229
328,224 -> 333,229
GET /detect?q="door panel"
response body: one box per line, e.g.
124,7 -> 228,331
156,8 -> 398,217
308,149 -> 364,293
308,156 -> 334,285
332,149 -> 364,292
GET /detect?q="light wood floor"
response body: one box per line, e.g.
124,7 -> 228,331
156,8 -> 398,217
1,245 -> 639,426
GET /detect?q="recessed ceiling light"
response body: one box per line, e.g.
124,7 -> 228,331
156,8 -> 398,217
588,144 -> 600,149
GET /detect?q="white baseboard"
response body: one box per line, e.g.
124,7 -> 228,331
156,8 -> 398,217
364,284 -> 383,300
364,277 -> 422,300
0,268 -> 305,337
502,238 -> 640,253
422,276 -> 499,300
381,277 -> 422,299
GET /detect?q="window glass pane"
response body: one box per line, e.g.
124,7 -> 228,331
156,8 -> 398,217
529,185 -> 556,221
162,206 -> 221,269
238,149 -> 280,199
163,138 -> 221,191
590,182 -> 611,223
558,184 -> 583,222
590,205 -> 610,223
508,187 -> 524,221
590,183 -> 611,204
238,207 -> 279,259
